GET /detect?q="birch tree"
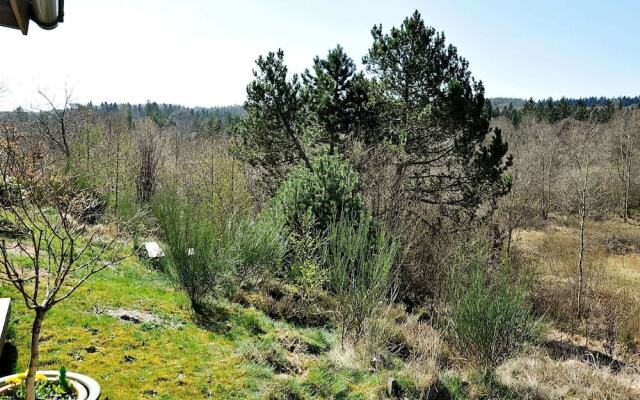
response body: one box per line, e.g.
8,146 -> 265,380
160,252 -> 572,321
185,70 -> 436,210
561,121 -> 605,319
610,110 -> 639,222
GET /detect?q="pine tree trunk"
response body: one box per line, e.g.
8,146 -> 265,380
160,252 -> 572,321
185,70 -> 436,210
25,309 -> 46,400
284,124 -> 312,171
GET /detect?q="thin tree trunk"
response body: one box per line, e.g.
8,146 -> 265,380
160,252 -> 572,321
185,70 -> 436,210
577,180 -> 587,320
25,309 -> 46,400
545,157 -> 552,220
285,125 -> 312,171
114,122 -> 120,214
61,120 -> 71,161
540,158 -> 546,219
624,159 -> 630,222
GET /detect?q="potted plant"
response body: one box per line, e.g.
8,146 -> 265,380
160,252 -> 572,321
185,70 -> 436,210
0,171 -> 124,400
0,367 -> 100,400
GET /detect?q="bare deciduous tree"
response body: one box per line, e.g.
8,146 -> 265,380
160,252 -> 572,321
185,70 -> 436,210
494,117 -> 539,256
561,121 -> 605,319
36,88 -> 75,161
610,110 -> 639,222
135,118 -> 163,203
0,147 -> 125,400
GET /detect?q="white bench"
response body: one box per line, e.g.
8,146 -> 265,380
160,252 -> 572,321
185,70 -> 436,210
0,298 -> 10,358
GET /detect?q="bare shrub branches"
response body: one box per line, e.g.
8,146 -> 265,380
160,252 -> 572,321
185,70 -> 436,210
135,118 -> 163,203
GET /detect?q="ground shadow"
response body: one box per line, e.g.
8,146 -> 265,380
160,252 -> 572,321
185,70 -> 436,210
543,339 -> 628,372
0,343 -> 18,376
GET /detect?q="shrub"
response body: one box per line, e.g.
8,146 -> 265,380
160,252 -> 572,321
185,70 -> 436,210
447,259 -> 544,366
265,378 -> 309,400
0,175 -> 22,206
324,214 -> 397,343
232,211 -> 287,277
303,360 -> 354,398
154,187 -> 237,313
272,153 -> 363,235
241,339 -> 296,374
284,211 -> 322,268
238,279 -> 334,327
290,260 -> 326,298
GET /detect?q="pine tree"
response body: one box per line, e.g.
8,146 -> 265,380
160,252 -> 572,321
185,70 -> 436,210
206,116 -> 223,137
239,49 -> 311,188
363,10 -> 511,221
543,98 -> 558,123
522,98 -> 536,115
483,99 -> 494,119
557,97 -> 571,120
574,99 -> 589,121
303,45 -> 369,153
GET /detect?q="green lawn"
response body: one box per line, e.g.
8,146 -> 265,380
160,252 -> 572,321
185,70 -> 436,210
0,256 -> 389,399
2,258 -> 258,398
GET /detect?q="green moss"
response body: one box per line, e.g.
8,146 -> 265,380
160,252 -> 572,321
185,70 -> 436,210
0,234 -> 426,399
0,259 -> 271,399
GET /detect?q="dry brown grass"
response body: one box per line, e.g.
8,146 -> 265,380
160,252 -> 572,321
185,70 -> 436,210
496,351 -> 640,399
515,219 -> 640,361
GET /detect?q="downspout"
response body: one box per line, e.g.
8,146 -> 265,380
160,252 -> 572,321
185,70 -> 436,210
31,0 -> 63,29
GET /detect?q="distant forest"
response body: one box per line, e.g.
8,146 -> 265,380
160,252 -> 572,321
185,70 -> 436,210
92,95 -> 640,133
489,95 -> 640,127
64,101 -> 246,133
8,95 -> 637,137
490,95 -> 640,110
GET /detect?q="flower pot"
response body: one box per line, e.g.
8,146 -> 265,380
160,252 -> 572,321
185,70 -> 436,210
0,370 -> 100,400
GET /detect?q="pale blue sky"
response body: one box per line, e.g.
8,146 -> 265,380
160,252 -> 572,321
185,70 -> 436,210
0,0 -> 638,110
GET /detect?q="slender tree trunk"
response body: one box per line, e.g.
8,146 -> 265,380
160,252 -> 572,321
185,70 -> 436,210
285,125 -> 312,171
624,159 -> 630,222
545,157 -> 552,220
540,158 -> 545,218
25,309 -> 46,400
577,178 -> 587,320
61,120 -> 71,161
113,123 -> 120,215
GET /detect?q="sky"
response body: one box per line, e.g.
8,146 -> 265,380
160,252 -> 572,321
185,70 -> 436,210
1,0 -> 639,110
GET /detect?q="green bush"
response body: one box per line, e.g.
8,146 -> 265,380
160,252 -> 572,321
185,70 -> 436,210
447,257 -> 544,366
271,153 -> 363,235
232,211 -> 287,277
154,188 -> 237,313
284,211 -> 322,268
323,214 -> 397,342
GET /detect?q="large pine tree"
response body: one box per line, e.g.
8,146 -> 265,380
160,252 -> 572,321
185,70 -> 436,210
239,12 -> 511,221
239,50 -> 312,188
364,10 -> 511,222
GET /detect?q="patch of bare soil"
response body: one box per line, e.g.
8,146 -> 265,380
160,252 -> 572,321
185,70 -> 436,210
100,307 -> 184,328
